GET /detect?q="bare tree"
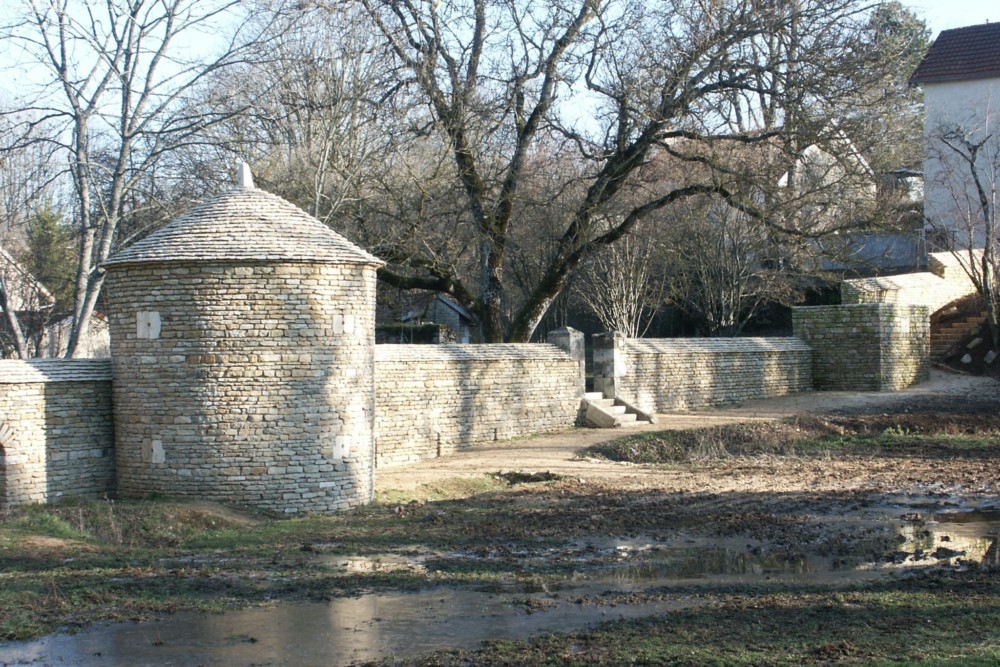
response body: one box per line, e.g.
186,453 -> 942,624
180,3 -> 403,227
351,0 -> 928,342
925,120 -> 1000,346
658,197 -> 796,337
1,0 -> 289,357
576,223 -> 664,338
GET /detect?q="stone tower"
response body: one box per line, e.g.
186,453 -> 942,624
102,167 -> 383,513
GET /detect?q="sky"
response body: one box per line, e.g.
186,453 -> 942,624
904,0 -> 999,35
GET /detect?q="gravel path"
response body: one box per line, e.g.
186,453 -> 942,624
375,369 -> 1000,493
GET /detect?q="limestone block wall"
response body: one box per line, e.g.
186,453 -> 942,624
104,263 -> 377,514
592,335 -> 813,413
841,272 -> 973,312
0,360 -> 115,507
841,251 -> 978,313
374,343 -> 582,467
792,305 -> 929,391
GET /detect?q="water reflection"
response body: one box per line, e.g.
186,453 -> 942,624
0,588 -> 692,666
3,509 -> 999,667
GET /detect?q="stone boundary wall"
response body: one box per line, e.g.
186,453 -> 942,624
0,360 -> 115,508
592,335 -> 813,412
374,340 -> 583,468
792,305 -> 929,391
841,250 -> 978,313
840,272 -> 972,312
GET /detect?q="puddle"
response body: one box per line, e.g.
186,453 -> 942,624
4,506 -> 1000,666
320,553 -> 432,574
0,587 -> 694,667
894,508 -> 1000,567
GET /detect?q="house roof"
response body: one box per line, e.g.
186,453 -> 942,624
103,185 -> 383,269
0,246 -> 55,312
910,23 -> 1000,84
434,295 -> 477,323
400,293 -> 478,325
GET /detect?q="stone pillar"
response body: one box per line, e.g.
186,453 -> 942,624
547,327 -> 586,396
591,332 -> 626,398
792,304 -> 929,391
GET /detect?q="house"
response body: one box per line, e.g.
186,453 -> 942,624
377,290 -> 480,343
0,246 -> 54,357
402,294 -> 479,343
910,22 -> 1000,249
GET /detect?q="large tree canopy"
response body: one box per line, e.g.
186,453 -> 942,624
0,0 -> 928,351
345,0 -> 927,341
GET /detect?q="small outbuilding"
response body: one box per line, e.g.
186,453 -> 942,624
102,166 -> 383,513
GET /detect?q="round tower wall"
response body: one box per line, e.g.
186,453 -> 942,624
105,261 -> 376,513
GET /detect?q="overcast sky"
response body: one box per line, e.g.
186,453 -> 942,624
905,0 -> 999,35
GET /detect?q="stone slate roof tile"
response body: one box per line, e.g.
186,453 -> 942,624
103,186 -> 383,268
910,23 -> 1000,84
0,359 -> 112,383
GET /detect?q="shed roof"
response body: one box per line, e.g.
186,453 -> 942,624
910,22 -> 1000,84
103,186 -> 383,268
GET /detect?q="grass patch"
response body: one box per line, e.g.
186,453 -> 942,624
586,415 -> 1000,464
8,509 -> 88,542
586,421 -> 815,463
376,475 -> 507,505
3,411 -> 999,653
393,569 -> 1000,666
0,490 -> 581,640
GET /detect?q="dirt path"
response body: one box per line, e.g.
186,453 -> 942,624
376,369 -> 1000,492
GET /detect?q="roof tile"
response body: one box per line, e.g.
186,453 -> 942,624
103,186 -> 383,268
911,23 -> 1000,84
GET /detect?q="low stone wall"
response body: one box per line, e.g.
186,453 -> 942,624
592,335 -> 813,412
840,272 -> 972,312
0,360 -> 115,507
374,340 -> 583,467
792,305 -> 929,391
841,250 -> 977,313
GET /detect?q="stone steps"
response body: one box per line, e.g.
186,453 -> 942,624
582,392 -> 652,428
930,312 -> 987,360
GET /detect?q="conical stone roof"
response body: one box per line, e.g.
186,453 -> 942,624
103,186 -> 383,269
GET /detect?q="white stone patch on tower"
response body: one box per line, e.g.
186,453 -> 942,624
136,311 -> 161,339
331,435 -> 352,460
142,438 -> 166,464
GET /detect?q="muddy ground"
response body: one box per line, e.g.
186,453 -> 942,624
372,371 -> 1000,577
3,370 -> 1000,665
378,369 -> 1000,506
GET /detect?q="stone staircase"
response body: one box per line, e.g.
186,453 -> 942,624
582,392 -> 654,428
930,309 -> 987,361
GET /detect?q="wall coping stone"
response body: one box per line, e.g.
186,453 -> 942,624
621,337 -> 812,355
0,359 -> 113,383
375,343 -> 573,362
843,272 -> 950,293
